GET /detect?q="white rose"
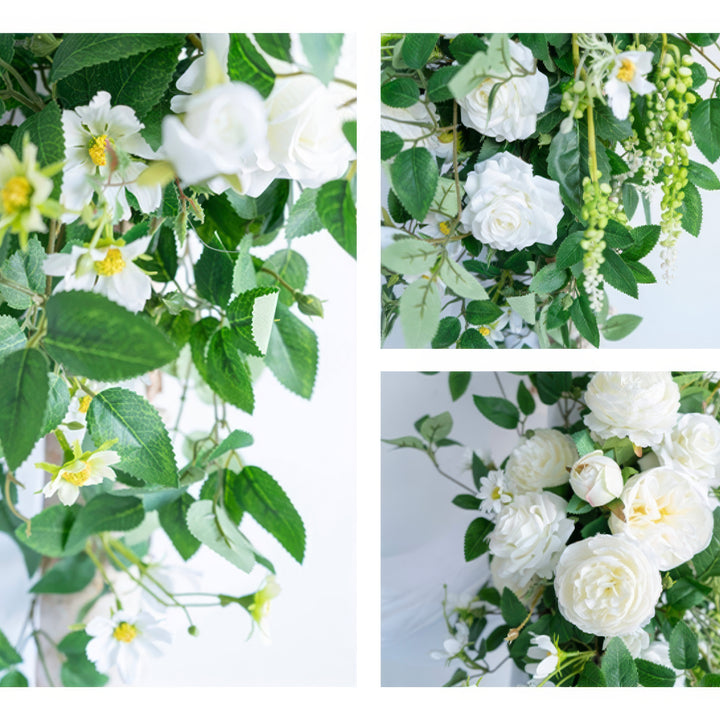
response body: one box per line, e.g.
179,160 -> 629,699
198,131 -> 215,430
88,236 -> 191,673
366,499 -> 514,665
569,450 -> 623,507
656,413 -> 720,484
161,82 -> 276,196
505,428 -> 578,493
583,372 -> 680,447
608,466 -> 713,571
460,152 -> 563,251
380,101 -> 441,153
266,75 -> 354,188
457,39 -> 548,142
554,534 -> 661,637
489,491 -> 574,591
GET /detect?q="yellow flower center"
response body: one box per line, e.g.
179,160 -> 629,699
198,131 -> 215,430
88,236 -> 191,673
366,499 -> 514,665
88,134 -> 109,166
94,247 -> 126,276
437,131 -> 454,144
617,58 -> 636,83
78,395 -> 92,413
479,326 -> 491,337
112,622 -> 138,644
438,220 -> 452,236
491,486 -> 502,500
61,463 -> 91,487
2,175 -> 32,214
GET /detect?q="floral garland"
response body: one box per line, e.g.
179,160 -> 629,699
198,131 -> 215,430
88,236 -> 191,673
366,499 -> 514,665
381,33 -> 720,348
384,371 -> 720,687
0,32 -> 356,686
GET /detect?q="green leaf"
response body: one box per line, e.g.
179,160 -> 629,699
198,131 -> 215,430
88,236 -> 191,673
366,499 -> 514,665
601,249 -> 638,298
602,314 -> 642,342
15,504 -> 79,558
452,494 -> 481,510
472,395 -> 519,429
252,33 -> 292,63
0,35 -> 15,64
465,300 -> 503,326
687,33 -> 719,46
465,517 -> 493,561
419,412 -> 452,442
500,587 -> 526,626
0,237 -> 46,310
693,507 -> 720,579
0,627 -> 22,671
86,387 -> 177,487
547,124 -> 582,216
206,327 -> 255,413
299,33 -> 344,86
233,466 -> 305,563
555,231 -> 584,270
529,263 -> 568,295
443,668 -> 469,687
186,499 -> 255,572
158,492 -> 201,561
50,33 -> 183,82
226,287 -> 279,356
44,292 -> 179,381
30,553 -> 96,594
194,246 -> 234,308
381,237 -> 439,275
458,328 -> 491,349
226,33 -> 275,97
390,147 -> 439,221
0,348 -> 49,471
66,494 -> 145,551
449,372 -> 471,402
316,179 -> 356,258
427,65 -> 460,103
189,316 -> 220,383
262,304 -> 317,398
622,224 -> 661,261
680,182 -> 702,237
669,620 -> 699,670
665,576 -> 711,610
401,34 -> 439,69
576,661 -> 606,687
603,219 -> 634,249
447,33 -> 508,99
700,673 -> 720,686
516,381 -> 536,416
507,294 -> 536,326
439,257 -> 489,300
691,98 -> 720,163
40,373 -> 71,437
0,670 -> 28,687
285,188 -> 323,239
0,316 -> 25,363
61,654 -> 108,687
570,292 -> 600,347
687,159 -> 720,190
634,658 -> 678,687
399,277 -> 441,348
602,637 -> 638,686
381,77 -> 420,107
431,316 -> 461,348
381,130 -> 404,161
381,436 -> 426,450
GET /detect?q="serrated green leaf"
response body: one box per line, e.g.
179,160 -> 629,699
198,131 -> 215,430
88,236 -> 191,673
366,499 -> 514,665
427,65 -> 460,103
0,347 -> 49,471
448,33 -> 508,99
401,34 -> 439,69
669,620 -> 699,670
158,492 -> 201,561
40,373 -> 71,437
15,504 -> 79,558
472,395 -> 519,429
0,237 -> 46,310
529,263 -> 568,295
399,277 -> 441,348
316,179 -> 356,258
381,77 -> 420,107
602,637 -> 638,686
257,249 -> 307,306
680,181 -> 702,237
547,124 -> 582,216
687,159 -> 720,190
439,257 -> 489,300
431,316 -> 461,348
390,147 -> 439,221
86,387 -> 177,487
692,507 -> 720,579
500,587 -> 526,625
465,300 -> 503,326
194,246 -> 234,308
30,552 -> 96,594
458,328 -> 491,348
227,33 -> 275,97
226,287 -> 279,356
622,224 -> 661,261
285,188 -> 323,239
252,33 -> 292,63
0,315 -> 25,363
186,499 -> 255,572
507,293 -> 536,325
0,670 -> 28,687
299,33 -> 343,86
44,292 -> 179,381
570,292 -> 600,347
61,654 -> 109,687
691,98 -> 720,163
66,494 -> 145,551
264,304 -> 318,399
381,238 -> 439,275
381,130 -> 404,160
555,231 -> 584,270
206,327 -> 255,412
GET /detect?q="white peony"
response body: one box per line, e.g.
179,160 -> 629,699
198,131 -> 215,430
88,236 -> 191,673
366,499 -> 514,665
265,74 -> 354,188
457,39 -> 548,142
656,413 -> 720,485
489,491 -> 573,592
569,450 -> 624,507
554,534 -> 661,637
608,466 -> 713,571
605,51 -> 656,121
460,152 -> 563,251
161,82 -> 276,197
505,428 -> 578,493
583,372 -> 680,447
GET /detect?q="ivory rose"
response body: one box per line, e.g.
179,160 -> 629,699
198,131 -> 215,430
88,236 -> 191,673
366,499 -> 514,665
460,152 -> 563,251
457,39 -> 548,142
505,428 -> 578,493
608,466 -> 713,570
657,413 -> 720,484
569,450 -> 624,507
554,534 -> 661,637
583,372 -> 680,447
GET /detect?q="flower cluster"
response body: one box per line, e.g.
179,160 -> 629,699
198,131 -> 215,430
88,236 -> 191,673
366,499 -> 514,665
387,371 -> 720,687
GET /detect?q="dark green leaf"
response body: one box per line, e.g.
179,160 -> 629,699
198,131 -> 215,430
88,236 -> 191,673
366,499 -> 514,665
452,494 -> 481,510
194,246 -> 234,308
472,395 -> 519,429
227,33 -> 275,97
390,147 -> 439,221
680,182 -> 702,237
601,249 -> 638,298
691,98 -> 720,163
555,231 -> 584,270
634,658 -> 677,687
66,494 -> 145,551
0,670 -> 28,686
465,300 -> 503,326
602,636 -> 638,686
158,492 -> 201,561
431,316 -> 461,348
464,517 -> 493,561
547,125 -> 582,216
528,263 -> 568,295
316,179 -> 356,258
381,130 -> 404,161
500,587 -> 526,626
449,371 -> 471,401
252,33 -> 292,62
622,224 -> 661,261
381,77 -> 420,108
692,507 -> 720,579
570,292 -> 600,347
401,34 -> 439,69
61,654 -> 109,687
427,65 -> 460,103
30,553 -> 96,594
15,504 -> 80,558
687,159 -> 720,190
516,381 -> 536,416
458,328 -> 491,349
206,327 -> 255,413
669,620 -> 699,670
0,627 -> 22,670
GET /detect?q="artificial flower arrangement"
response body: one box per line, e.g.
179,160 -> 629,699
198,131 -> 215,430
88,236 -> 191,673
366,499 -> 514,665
0,32 -> 356,686
384,371 -> 720,686
381,33 -> 720,348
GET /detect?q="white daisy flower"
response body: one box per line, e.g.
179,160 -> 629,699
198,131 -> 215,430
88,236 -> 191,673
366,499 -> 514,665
86,610 -> 171,684
605,51 -> 656,120
61,91 -> 161,221
430,621 -> 470,661
40,445 -> 121,506
44,236 -> 153,312
526,634 -> 559,683
477,469 -> 513,516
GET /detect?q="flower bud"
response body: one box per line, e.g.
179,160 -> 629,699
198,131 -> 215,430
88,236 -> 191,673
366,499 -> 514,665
569,450 -> 624,507
295,292 -> 325,318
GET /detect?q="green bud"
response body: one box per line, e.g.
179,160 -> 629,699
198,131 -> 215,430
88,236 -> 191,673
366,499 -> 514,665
295,293 -> 325,318
27,33 -> 62,57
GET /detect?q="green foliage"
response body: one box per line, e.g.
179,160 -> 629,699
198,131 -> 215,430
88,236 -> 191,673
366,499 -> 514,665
472,395 -> 519,429
227,34 -> 275,97
602,637 -> 638,687
390,147 -> 439,221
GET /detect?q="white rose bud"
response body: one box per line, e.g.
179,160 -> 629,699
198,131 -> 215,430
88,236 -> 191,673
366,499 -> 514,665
609,466 -> 713,570
569,450 -> 624,507
554,534 -> 662,637
460,152 -> 563,251
584,372 -> 680,447
656,413 -> 720,484
457,39 -> 549,142
505,428 -> 578,493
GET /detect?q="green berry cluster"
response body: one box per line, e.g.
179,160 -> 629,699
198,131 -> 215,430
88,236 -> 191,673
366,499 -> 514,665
560,79 -> 593,120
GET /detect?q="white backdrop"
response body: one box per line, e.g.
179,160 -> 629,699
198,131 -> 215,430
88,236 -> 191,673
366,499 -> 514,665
381,371 -> 551,687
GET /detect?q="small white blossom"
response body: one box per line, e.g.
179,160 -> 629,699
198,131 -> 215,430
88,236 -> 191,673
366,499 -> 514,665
430,621 -> 469,661
605,51 -> 656,120
478,469 -> 513,516
526,634 -> 559,682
